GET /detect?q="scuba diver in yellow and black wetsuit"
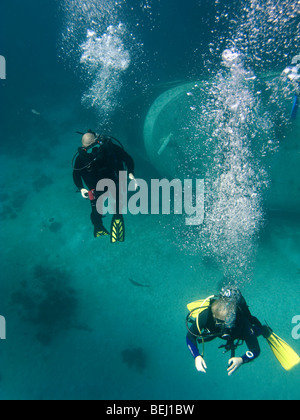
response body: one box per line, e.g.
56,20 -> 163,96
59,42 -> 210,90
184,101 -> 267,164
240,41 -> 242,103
186,288 -> 300,376
73,130 -> 136,242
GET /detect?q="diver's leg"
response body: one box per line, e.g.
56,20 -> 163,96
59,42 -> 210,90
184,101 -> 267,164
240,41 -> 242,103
115,180 -> 121,216
110,181 -> 125,242
251,317 -> 265,337
90,200 -> 109,238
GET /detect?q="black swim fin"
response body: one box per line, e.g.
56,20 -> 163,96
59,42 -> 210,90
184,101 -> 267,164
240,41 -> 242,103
111,215 -> 125,243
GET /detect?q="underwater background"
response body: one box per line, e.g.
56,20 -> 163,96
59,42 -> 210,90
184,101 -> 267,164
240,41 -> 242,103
0,0 -> 299,400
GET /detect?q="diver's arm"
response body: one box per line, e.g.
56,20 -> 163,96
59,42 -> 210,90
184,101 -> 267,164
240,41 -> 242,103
228,340 -> 260,376
73,172 -> 88,198
239,298 -> 263,347
115,145 -> 135,176
73,170 -> 84,191
115,145 -> 137,187
227,335 -> 260,376
73,159 -> 89,198
186,333 -> 200,359
227,318 -> 261,376
241,339 -> 261,364
186,312 -> 209,373
186,333 -> 207,373
129,173 -> 138,190
73,157 -> 85,191
186,311 -> 206,359
240,319 -> 261,364
187,319 -> 202,360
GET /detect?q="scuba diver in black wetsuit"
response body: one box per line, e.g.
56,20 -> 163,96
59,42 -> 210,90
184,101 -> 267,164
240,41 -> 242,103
73,130 -> 136,242
186,288 -> 265,376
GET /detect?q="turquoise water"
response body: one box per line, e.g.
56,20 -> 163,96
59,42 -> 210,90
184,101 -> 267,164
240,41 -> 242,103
0,0 -> 299,401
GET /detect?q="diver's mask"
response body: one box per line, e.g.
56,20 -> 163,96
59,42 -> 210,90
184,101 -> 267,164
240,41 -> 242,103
213,317 -> 233,336
214,318 -> 226,328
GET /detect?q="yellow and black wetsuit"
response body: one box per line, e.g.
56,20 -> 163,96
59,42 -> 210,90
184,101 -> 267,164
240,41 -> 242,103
186,300 -> 263,364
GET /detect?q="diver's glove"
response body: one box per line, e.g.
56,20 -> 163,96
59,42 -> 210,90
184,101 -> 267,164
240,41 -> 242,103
227,357 -> 243,376
195,356 -> 207,373
129,173 -> 138,190
81,188 -> 89,199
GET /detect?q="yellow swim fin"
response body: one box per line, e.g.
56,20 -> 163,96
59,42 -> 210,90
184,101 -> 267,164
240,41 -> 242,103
94,225 -> 110,238
96,230 -> 109,238
187,295 -> 215,319
111,215 -> 125,243
265,327 -> 300,371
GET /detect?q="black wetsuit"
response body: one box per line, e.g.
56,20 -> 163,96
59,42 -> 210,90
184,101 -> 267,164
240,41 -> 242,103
73,140 -> 135,233
186,298 -> 263,364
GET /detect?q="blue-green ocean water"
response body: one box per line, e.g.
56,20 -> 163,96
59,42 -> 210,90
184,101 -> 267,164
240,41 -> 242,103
0,0 -> 299,400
